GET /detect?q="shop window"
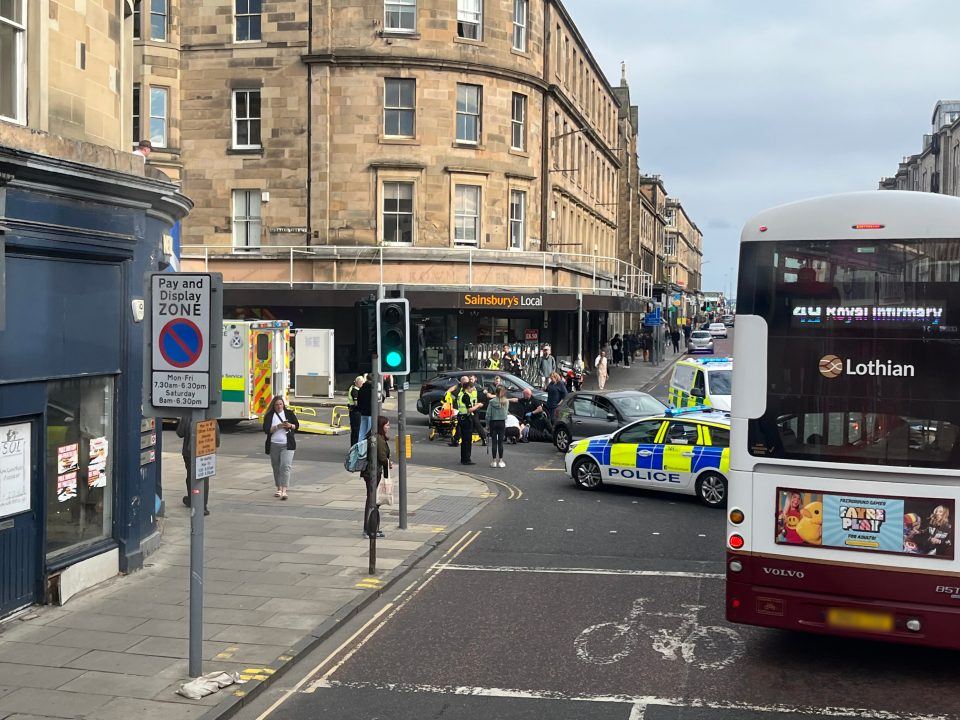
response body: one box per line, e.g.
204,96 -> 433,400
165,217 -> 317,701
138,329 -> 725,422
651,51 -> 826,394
45,377 -> 115,558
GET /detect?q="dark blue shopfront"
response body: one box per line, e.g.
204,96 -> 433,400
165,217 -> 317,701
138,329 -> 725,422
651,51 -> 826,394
0,150 -> 191,618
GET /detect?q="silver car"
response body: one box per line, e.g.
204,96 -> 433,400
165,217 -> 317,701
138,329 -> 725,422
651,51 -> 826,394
687,330 -> 715,354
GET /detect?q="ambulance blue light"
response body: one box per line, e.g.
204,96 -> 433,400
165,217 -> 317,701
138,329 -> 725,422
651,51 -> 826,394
665,405 -> 729,418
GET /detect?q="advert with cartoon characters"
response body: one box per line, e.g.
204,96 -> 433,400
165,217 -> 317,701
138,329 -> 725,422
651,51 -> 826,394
777,488 -> 954,559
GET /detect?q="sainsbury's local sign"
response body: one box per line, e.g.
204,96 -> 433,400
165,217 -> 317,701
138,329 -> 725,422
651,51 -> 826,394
461,293 -> 544,308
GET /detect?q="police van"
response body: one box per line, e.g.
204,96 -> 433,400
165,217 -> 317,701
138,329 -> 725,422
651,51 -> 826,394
668,357 -> 732,411
564,407 -> 730,507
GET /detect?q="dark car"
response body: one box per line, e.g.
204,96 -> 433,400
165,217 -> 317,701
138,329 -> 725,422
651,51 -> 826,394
552,390 -> 667,452
417,370 -> 547,420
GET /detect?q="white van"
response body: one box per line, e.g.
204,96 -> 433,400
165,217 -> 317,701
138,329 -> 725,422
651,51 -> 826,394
668,357 -> 732,411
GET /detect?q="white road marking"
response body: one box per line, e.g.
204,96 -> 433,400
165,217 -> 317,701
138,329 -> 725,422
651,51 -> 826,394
652,532 -> 660,536
609,530 -> 618,534
566,528 -> 575,532
557,499 -> 565,502
526,527 -> 534,531
698,534 -> 706,538
318,680 -> 948,720
439,564 -> 723,579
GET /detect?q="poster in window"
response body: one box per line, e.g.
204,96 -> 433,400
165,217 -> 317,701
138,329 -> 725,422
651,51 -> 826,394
776,488 -> 954,559
0,422 -> 31,518
58,443 -> 79,474
87,466 -> 106,489
89,437 -> 108,467
57,471 -> 78,503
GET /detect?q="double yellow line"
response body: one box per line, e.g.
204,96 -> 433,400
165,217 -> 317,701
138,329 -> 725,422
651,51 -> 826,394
479,476 -> 523,500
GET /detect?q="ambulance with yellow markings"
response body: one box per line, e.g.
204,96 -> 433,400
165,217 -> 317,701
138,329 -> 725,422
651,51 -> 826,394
668,357 -> 732,411
564,407 -> 731,507
220,320 -> 292,424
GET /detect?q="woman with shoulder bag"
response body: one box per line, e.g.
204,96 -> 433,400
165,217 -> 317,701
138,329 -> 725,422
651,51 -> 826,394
361,416 -> 392,539
262,396 -> 299,500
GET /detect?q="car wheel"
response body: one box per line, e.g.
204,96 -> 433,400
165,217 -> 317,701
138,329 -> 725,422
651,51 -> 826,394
554,425 -> 572,453
696,472 -> 727,508
572,457 -> 603,490
430,403 -> 443,420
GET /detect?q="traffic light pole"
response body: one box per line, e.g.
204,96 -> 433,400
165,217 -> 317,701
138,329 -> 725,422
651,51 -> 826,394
397,286 -> 408,530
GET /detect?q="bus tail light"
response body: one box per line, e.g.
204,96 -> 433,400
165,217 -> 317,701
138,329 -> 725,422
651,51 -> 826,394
852,223 -> 885,230
729,508 -> 745,525
731,598 -> 742,609
728,534 -> 745,550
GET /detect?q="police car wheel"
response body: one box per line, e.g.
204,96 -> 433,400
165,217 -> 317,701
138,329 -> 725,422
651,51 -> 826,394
554,426 -> 572,453
572,457 -> 602,490
696,473 -> 727,508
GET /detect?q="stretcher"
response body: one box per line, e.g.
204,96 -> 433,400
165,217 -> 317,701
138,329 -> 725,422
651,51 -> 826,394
286,404 -> 349,435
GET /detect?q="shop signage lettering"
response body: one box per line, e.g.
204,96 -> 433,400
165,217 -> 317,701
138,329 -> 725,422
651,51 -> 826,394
462,293 -> 544,308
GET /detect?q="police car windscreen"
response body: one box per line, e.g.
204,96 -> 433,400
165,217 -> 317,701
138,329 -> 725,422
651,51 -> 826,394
610,394 -> 665,418
739,238 -> 960,469
708,370 -> 731,395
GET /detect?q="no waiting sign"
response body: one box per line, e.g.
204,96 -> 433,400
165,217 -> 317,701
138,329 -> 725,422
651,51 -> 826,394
147,273 -> 222,413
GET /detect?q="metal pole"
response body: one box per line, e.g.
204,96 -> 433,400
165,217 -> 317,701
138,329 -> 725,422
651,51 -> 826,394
397,285 -> 408,530
188,410 -> 204,678
576,291 -> 583,362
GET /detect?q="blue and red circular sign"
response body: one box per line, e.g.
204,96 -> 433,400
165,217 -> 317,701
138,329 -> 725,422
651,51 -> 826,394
159,318 -> 204,368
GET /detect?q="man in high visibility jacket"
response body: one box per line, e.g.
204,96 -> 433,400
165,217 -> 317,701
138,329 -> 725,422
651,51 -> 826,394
347,375 -> 363,446
488,352 -> 501,370
454,376 -> 482,465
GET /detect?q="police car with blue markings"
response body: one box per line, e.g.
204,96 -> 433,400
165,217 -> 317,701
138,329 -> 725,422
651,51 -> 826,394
563,407 -> 731,507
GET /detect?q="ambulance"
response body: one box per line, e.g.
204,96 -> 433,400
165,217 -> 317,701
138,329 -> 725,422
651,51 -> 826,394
667,357 -> 732,411
220,320 -> 292,422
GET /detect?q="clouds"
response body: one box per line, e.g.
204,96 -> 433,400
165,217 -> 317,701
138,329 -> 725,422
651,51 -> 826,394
565,0 -> 960,291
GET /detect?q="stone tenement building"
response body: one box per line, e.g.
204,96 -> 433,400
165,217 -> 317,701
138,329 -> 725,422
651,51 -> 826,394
149,0 -> 660,369
0,0 -> 189,617
880,100 -> 960,197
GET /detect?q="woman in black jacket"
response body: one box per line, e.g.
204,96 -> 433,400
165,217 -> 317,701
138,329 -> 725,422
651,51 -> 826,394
262,396 -> 299,500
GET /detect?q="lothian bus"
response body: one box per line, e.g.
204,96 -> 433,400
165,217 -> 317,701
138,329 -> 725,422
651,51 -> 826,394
726,190 -> 960,648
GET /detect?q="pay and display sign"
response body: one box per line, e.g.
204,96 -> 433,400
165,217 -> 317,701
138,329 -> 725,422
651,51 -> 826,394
147,273 -> 222,412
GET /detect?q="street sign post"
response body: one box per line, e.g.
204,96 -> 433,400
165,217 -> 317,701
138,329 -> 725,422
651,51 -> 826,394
143,272 -> 222,678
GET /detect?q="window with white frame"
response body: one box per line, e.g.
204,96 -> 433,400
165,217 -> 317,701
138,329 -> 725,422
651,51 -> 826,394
232,89 -> 261,148
150,0 -> 167,41
457,0 -> 482,40
382,182 -> 414,244
510,93 -> 526,151
509,190 -> 526,250
383,78 -> 415,137
133,0 -> 142,39
0,0 -> 26,124
454,185 -> 481,245
235,0 -> 262,42
232,190 -> 262,250
456,84 -> 481,144
512,0 -> 527,51
149,86 -> 168,147
384,0 -> 416,32
132,84 -> 141,144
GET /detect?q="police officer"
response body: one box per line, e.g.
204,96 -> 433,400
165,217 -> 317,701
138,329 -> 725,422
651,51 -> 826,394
347,375 -> 364,446
455,376 -> 482,465
488,352 -> 501,370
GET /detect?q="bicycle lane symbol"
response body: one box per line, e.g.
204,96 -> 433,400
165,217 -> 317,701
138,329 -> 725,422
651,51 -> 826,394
574,597 -> 744,671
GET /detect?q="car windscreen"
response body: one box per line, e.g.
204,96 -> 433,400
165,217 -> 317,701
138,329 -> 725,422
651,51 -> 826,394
691,331 -> 711,339
610,394 -> 665,418
707,370 -> 732,395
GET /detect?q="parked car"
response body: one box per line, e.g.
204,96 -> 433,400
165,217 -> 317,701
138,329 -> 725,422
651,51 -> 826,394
552,390 -> 667,452
708,322 -> 728,338
686,330 -> 715,354
417,370 -> 547,420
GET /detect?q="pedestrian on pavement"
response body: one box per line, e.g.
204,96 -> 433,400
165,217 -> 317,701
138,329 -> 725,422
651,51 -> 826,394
361,415 -> 392,539
623,334 -> 632,368
545,372 -> 568,420
357,373 -> 374,439
347,375 -> 364,446
507,350 -> 523,377
611,334 -> 623,366
177,417 -> 219,516
683,324 -> 692,343
640,332 -> 651,363
594,350 -> 609,390
484,386 -> 515,468
538,345 -> 557,388
671,327 -> 681,354
262,396 -> 299,500
455,376 -> 482,465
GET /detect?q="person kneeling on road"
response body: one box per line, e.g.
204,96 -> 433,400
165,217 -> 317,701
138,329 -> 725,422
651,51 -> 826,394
513,388 -> 551,442
505,411 -> 524,444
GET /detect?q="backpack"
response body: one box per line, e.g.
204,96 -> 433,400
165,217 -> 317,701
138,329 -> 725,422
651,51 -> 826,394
344,438 -> 369,473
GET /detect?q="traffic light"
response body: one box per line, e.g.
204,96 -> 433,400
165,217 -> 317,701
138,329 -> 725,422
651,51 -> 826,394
376,298 -> 410,375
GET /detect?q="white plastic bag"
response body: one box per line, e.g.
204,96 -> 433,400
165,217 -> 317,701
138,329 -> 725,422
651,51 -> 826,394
377,476 -> 395,507
177,671 -> 245,699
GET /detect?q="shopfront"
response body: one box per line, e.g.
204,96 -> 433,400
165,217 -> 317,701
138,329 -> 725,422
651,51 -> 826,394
0,149 -> 190,618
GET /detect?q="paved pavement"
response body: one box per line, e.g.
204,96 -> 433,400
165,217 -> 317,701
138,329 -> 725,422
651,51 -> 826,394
0,452 -> 489,720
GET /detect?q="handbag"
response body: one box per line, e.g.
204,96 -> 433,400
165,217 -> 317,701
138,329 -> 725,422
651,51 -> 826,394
376,475 -> 395,507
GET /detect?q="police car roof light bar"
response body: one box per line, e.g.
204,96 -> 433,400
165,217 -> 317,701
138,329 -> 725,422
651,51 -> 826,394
664,405 -> 730,418
694,357 -> 732,364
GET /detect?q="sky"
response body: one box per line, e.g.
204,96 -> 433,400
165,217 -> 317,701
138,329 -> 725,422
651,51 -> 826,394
565,0 -> 960,295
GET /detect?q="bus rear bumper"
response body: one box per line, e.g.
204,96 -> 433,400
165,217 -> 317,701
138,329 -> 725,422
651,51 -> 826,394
726,577 -> 960,649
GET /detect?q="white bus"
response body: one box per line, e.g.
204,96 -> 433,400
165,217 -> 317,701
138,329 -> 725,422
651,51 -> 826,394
726,191 -> 960,649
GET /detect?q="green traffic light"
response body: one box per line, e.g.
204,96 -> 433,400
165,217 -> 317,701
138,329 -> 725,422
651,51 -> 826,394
385,350 -> 403,368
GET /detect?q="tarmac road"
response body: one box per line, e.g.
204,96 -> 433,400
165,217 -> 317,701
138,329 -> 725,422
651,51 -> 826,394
229,329 -> 960,720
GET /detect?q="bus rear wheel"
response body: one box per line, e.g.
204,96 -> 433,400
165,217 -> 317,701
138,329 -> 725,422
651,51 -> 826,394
696,473 -> 727,508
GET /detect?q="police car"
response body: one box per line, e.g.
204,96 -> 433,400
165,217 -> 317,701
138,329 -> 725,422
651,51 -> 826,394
564,407 -> 730,507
